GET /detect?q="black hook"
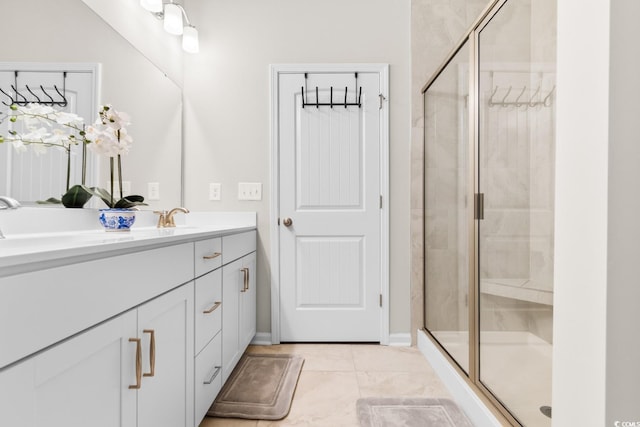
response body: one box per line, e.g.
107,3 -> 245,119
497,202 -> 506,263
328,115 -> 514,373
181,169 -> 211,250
344,86 -> 348,109
301,86 -> 305,109
11,84 -> 29,106
358,86 -> 362,107
40,85 -> 56,106
315,86 -> 319,109
25,85 -> 42,103
53,85 -> 68,107
330,86 -> 333,108
0,87 -> 14,106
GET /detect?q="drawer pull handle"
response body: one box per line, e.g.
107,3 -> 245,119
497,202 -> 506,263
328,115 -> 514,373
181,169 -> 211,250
203,252 -> 222,260
203,301 -> 222,314
143,329 -> 155,377
240,268 -> 249,292
204,366 -> 222,385
129,338 -> 142,389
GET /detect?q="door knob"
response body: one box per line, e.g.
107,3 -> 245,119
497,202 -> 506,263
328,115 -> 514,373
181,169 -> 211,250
282,218 -> 293,227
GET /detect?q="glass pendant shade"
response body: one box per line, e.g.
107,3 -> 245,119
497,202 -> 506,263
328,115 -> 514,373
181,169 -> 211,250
163,3 -> 184,35
182,26 -> 199,53
140,0 -> 162,13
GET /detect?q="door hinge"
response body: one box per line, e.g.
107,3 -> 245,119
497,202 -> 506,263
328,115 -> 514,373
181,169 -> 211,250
379,93 -> 386,109
379,195 -> 383,209
379,294 -> 383,307
474,193 -> 484,220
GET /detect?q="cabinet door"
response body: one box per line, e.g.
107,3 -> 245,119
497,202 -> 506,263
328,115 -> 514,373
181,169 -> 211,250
221,258 -> 242,382
240,252 -> 257,350
0,310 -> 137,427
137,283 -> 194,427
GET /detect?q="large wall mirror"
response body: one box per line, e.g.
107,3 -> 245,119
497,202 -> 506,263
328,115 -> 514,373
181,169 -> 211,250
0,0 -> 182,210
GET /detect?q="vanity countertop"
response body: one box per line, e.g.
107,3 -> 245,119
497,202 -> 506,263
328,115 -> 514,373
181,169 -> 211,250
0,209 -> 256,275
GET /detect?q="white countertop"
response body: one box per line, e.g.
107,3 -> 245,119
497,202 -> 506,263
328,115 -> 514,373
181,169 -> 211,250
0,209 -> 256,276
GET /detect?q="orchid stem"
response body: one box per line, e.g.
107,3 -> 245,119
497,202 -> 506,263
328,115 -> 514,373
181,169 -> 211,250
66,147 -> 71,192
109,157 -> 114,207
117,154 -> 123,200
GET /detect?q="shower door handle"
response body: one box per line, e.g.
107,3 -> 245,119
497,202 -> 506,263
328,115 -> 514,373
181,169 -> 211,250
474,193 -> 484,220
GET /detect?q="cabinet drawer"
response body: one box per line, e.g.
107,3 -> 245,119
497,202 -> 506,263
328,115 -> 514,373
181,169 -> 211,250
195,269 -> 222,355
195,237 -> 222,277
0,243 -> 192,369
195,331 -> 222,424
222,230 -> 256,265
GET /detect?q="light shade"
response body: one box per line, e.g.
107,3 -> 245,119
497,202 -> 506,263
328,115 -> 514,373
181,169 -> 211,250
163,3 -> 184,35
140,0 -> 162,13
182,26 -> 199,53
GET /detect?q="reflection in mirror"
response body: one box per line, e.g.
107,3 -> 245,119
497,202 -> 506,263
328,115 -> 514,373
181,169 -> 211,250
0,0 -> 182,210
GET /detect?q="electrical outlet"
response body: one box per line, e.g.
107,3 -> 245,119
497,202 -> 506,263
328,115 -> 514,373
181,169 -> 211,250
107,181 -> 131,196
121,181 -> 131,196
209,183 -> 221,200
238,182 -> 262,201
148,182 -> 160,200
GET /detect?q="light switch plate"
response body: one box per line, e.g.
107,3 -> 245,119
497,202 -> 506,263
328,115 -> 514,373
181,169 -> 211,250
148,182 -> 160,200
209,183 -> 221,200
238,182 -> 262,201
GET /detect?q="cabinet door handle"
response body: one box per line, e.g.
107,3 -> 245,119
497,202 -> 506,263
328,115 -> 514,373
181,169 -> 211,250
203,301 -> 221,314
204,366 -> 221,385
129,338 -> 142,389
203,252 -> 221,260
143,329 -> 155,378
240,268 -> 249,292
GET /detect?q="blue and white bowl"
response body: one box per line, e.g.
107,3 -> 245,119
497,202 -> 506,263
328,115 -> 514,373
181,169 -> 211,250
98,208 -> 136,231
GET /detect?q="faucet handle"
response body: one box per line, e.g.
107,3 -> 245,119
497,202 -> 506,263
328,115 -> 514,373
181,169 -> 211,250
153,210 -> 168,228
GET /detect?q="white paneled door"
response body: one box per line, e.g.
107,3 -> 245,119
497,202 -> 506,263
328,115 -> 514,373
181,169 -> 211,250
278,69 -> 385,342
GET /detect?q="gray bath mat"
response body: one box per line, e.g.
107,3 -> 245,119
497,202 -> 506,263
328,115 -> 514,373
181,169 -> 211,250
207,353 -> 304,420
357,397 -> 473,427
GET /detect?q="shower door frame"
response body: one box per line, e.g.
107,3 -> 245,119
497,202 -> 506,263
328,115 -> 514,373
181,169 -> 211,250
421,0 -> 535,425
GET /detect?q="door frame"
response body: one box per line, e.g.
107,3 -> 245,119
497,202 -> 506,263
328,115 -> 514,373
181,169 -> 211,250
269,63 -> 390,345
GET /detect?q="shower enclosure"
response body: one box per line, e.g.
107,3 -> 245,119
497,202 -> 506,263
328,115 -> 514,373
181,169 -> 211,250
423,0 -> 556,425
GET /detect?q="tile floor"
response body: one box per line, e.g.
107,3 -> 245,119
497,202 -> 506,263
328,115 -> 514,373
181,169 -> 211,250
199,343 -> 452,427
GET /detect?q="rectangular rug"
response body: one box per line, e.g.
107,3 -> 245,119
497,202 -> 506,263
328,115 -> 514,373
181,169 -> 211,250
207,353 -> 304,420
357,397 -> 473,427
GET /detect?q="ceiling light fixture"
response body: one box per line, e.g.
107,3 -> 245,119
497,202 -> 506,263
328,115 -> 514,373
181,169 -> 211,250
140,0 -> 162,13
163,2 -> 184,35
143,1 -> 199,53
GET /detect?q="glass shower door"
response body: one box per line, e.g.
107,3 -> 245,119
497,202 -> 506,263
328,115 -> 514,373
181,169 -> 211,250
423,42 -> 471,373
477,0 -> 556,425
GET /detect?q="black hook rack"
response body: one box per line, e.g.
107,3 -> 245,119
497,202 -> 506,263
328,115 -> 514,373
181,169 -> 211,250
301,72 -> 362,108
0,71 -> 68,107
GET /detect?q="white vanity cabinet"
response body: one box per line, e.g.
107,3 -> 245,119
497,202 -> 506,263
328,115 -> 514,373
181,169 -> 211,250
0,310 -> 138,427
221,231 -> 257,383
0,283 -> 195,427
0,223 -> 257,427
136,284 -> 194,427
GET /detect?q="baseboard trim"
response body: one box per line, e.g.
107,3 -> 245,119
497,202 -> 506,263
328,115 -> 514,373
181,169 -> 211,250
388,332 -> 411,347
250,332 -> 272,346
417,330 -> 501,426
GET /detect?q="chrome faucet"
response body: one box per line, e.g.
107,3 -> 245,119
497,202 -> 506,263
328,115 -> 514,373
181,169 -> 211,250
154,207 -> 189,228
0,196 -> 21,239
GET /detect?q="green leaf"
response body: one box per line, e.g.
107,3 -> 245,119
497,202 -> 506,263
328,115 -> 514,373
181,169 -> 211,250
114,195 -> 148,209
61,185 -> 93,208
36,197 -> 62,205
87,187 -> 116,208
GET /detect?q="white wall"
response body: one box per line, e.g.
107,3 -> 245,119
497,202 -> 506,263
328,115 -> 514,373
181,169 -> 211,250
554,0 -> 640,424
183,0 -> 411,337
